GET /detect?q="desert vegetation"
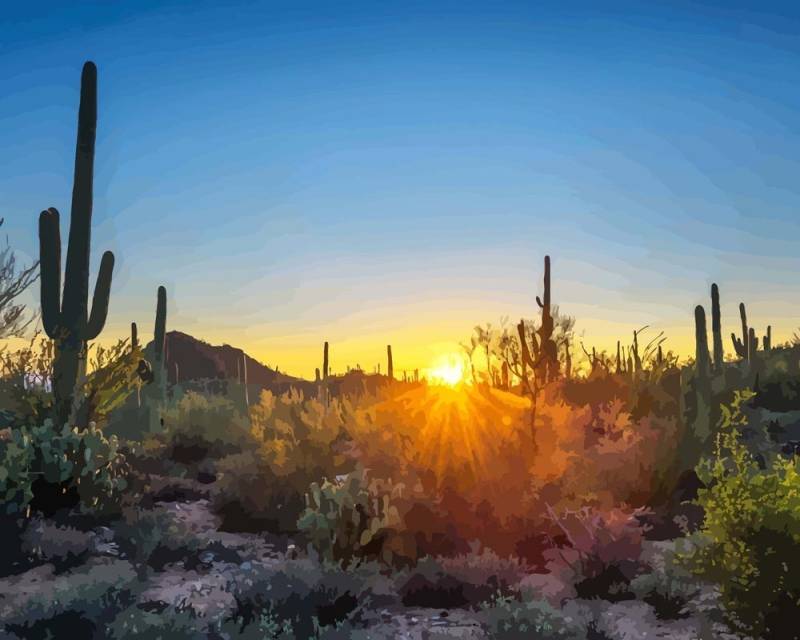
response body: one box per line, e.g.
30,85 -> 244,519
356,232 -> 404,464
2,62 -> 800,640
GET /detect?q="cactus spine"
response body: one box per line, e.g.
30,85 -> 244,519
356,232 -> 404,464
711,283 -> 723,372
39,62 -> 114,424
387,345 -> 394,380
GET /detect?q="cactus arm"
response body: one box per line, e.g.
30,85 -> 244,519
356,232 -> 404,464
39,208 -> 63,338
85,250 -> 114,340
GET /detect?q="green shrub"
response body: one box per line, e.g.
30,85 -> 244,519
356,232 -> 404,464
0,420 -> 128,516
227,556 -> 388,639
213,451 -> 308,533
115,506 -> 202,574
479,592 -> 588,639
109,605 -> 206,640
679,389 -> 800,639
0,558 -> 137,629
163,391 -> 250,462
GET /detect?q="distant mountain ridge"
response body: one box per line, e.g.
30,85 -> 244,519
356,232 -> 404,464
154,331 -> 308,392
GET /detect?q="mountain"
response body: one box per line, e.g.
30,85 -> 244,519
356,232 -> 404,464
155,331 -> 312,395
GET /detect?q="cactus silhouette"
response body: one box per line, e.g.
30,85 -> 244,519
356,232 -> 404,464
39,62 -> 114,424
711,283 -> 723,372
695,305 -> 710,380
387,345 -> 393,380
731,302 -> 749,361
152,286 -> 167,400
536,255 -> 559,382
323,341 -> 329,380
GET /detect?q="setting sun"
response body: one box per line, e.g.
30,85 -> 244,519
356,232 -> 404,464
425,353 -> 467,386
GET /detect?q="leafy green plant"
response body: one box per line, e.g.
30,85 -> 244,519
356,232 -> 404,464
479,591 -> 589,640
298,469 -> 405,566
163,391 -> 250,462
0,419 -> 128,516
679,389 -> 800,639
109,605 -> 206,640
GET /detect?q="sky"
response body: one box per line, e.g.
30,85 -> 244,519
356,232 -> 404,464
1,1 -> 799,378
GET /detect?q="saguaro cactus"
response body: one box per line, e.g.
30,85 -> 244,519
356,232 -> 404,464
693,305 -> 712,440
695,305 -> 710,379
710,283 -> 723,372
535,255 -> 559,383
387,345 -> 394,380
39,62 -> 114,424
731,302 -> 749,361
153,286 -> 167,399
323,341 -> 329,380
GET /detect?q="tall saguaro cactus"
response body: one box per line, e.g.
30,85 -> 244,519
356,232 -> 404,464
710,283 -> 723,372
323,341 -> 329,380
695,306 -> 710,380
535,255 -> 559,383
693,305 -> 712,440
387,345 -> 394,380
152,286 -> 167,400
39,62 -> 114,424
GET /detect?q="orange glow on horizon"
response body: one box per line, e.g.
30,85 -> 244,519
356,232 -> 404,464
425,352 -> 468,387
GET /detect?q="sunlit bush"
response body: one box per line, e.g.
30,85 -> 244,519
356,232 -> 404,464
679,389 -> 800,639
162,391 -> 250,462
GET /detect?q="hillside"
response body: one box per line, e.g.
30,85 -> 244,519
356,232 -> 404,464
155,330 -> 310,394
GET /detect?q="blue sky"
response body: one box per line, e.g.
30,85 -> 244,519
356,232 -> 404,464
1,1 -> 799,375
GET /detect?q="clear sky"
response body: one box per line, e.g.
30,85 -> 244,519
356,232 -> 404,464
1,1 -> 799,377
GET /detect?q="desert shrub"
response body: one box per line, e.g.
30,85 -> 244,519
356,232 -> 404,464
0,420 -> 128,517
213,451 -> 307,533
163,391 -> 250,462
0,558 -> 137,631
227,556 -> 389,639
542,505 -> 649,602
249,389 -> 349,478
679,389 -> 800,639
0,335 -> 55,427
479,592 -> 589,640
212,390 -> 354,533
398,550 -> 528,609
115,506 -> 202,574
20,519 -> 94,570
109,605 -> 206,640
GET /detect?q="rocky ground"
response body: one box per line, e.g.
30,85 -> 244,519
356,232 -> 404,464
0,478 -> 741,639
